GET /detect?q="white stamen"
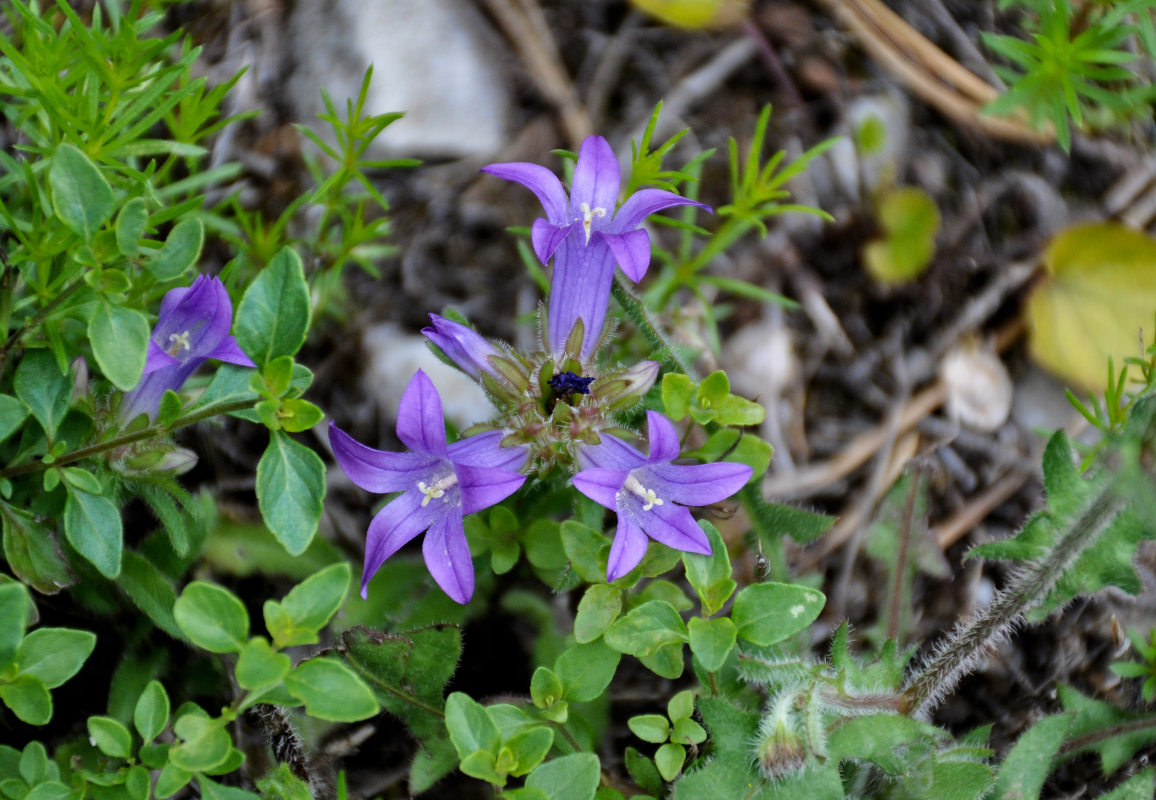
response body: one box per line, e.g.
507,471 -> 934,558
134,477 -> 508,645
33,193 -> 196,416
623,474 -> 663,512
167,330 -> 191,356
579,202 -> 606,244
417,473 -> 458,507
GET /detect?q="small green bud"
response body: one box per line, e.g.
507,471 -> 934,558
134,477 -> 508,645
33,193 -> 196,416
754,690 -> 809,780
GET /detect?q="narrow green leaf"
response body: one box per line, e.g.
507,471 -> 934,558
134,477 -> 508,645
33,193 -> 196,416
49,144 -> 114,241
116,197 -> 149,257
257,432 -> 324,555
0,583 -> 30,670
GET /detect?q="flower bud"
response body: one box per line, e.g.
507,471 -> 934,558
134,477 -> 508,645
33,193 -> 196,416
592,360 -> 660,410
754,690 -> 809,780
422,314 -> 501,382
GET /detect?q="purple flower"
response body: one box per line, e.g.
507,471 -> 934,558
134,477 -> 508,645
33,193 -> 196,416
573,410 -> 752,581
422,314 -> 500,381
120,275 -> 255,424
482,136 -> 709,357
329,370 -> 527,604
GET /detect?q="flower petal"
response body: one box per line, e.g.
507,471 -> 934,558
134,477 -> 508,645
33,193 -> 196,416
644,461 -> 753,506
606,515 -> 649,582
575,433 -> 647,471
612,188 -> 711,232
570,136 -> 620,214
644,410 -> 681,463
155,274 -> 233,359
480,162 -> 569,223
361,490 -> 439,597
396,369 -> 448,455
457,463 -> 526,515
600,229 -> 651,282
637,501 -> 711,556
531,218 -> 577,264
329,422 -> 439,493
545,236 -> 616,356
422,511 -> 475,604
449,431 -> 528,472
204,335 -> 255,368
572,467 -> 628,509
422,314 -> 499,381
142,340 -> 181,376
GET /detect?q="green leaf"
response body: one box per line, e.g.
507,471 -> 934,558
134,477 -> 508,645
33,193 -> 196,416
1097,768 -> 1156,800
573,584 -> 622,643
24,782 -> 71,800
446,691 -> 501,758
625,747 -> 663,796
524,753 -> 601,800
531,667 -> 564,709
118,549 -> 183,639
134,680 -> 171,743
116,197 -> 149,257
124,766 -> 150,800
560,521 -> 609,583
342,624 -> 461,748
826,714 -> 943,775
0,582 -> 29,670
277,399 -> 325,433
0,674 -> 52,725
1059,684 -> 1156,774
89,302 -> 150,391
732,582 -> 825,646
688,616 -> 738,672
149,218 -> 204,281
16,628 -> 95,688
284,658 -> 379,722
990,712 -> 1072,799
19,740 -> 48,783
604,601 -> 688,658
171,713 -> 233,772
14,350 -> 71,440
155,762 -> 192,798
49,144 -> 114,241
504,726 -> 555,777
64,487 -> 123,579
264,562 -> 351,648
639,643 -> 686,680
174,581 -> 249,653
257,431 -> 325,555
628,714 -> 670,744
197,775 -> 260,800
683,521 -> 736,616
671,717 -> 706,745
87,715 -> 133,759
655,742 -> 686,781
1,506 -> 73,595
0,395 -> 28,442
555,640 -> 621,703
234,246 -> 311,365
235,637 -> 291,692
662,373 -> 696,421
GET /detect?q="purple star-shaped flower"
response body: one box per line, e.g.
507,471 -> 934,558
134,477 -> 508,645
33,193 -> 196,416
119,274 -> 255,424
329,370 -> 527,604
573,410 -> 752,581
421,313 -> 500,382
482,136 -> 709,357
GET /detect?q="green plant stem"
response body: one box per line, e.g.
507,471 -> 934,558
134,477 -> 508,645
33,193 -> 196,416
902,486 -> 1128,717
0,275 -> 86,376
611,277 -> 697,380
0,397 -> 257,478
553,719 -> 584,753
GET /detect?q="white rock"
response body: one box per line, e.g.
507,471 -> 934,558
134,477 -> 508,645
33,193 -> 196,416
938,340 -> 1013,433
721,315 -> 800,440
362,323 -> 494,431
286,0 -> 511,159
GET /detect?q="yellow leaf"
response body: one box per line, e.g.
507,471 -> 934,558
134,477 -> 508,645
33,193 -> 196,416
862,187 -> 940,285
1027,222 -> 1156,392
629,0 -> 749,29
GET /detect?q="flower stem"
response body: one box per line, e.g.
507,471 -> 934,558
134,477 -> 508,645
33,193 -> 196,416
0,397 -> 257,479
611,277 -> 697,379
902,485 -> 1128,717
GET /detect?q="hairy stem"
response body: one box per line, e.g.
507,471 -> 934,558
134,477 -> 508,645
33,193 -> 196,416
611,277 -> 697,379
902,485 -> 1128,717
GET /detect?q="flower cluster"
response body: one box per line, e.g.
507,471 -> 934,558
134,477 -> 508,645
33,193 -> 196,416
327,135 -> 750,603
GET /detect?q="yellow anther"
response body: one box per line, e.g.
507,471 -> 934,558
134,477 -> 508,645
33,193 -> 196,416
579,202 -> 606,244
417,474 -> 457,507
166,331 -> 191,356
623,474 -> 664,512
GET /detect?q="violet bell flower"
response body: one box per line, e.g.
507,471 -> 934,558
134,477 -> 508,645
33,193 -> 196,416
573,410 -> 752,581
119,275 -> 254,424
328,369 -> 527,604
421,314 -> 500,381
482,135 -> 710,358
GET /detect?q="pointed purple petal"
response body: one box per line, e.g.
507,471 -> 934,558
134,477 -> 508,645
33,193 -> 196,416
600,229 -> 652,282
575,434 -> 647,471
572,468 -> 628,509
423,512 -> 475,604
457,463 -> 525,515
644,461 -> 753,506
545,236 -> 616,356
361,491 -> 439,597
570,136 -> 620,213
422,315 -> 499,381
480,162 -> 569,223
448,431 -> 528,472
204,335 -> 255,367
612,188 -> 711,232
531,218 -> 577,264
329,422 -> 438,493
396,370 -> 447,455
606,516 -> 649,582
638,502 -> 711,556
644,411 -> 681,463
155,274 -> 233,360
142,340 -> 181,375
